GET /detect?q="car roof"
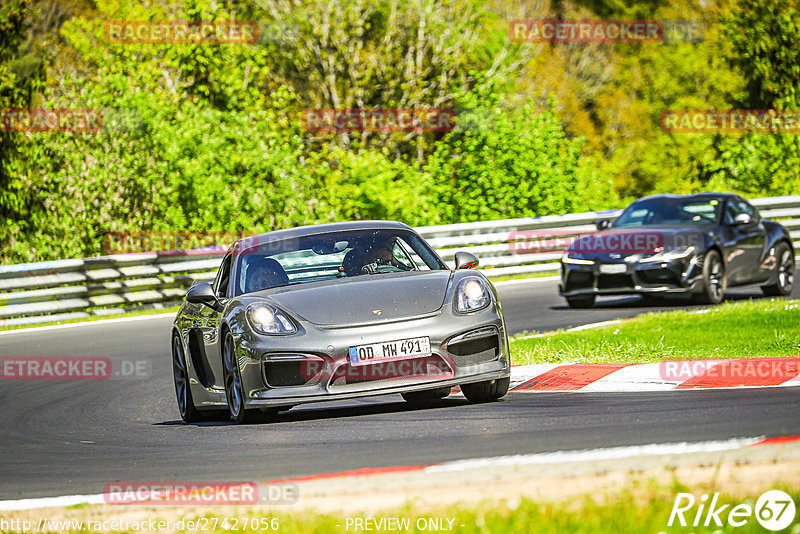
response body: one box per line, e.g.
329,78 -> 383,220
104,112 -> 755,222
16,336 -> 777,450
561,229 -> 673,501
633,192 -> 745,203
231,220 -> 414,252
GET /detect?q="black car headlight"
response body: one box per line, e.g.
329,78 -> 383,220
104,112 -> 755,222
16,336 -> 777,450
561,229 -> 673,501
637,246 -> 696,263
455,277 -> 491,313
246,303 -> 297,335
562,253 -> 595,265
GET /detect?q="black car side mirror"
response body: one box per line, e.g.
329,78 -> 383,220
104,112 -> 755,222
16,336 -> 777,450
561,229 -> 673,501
186,281 -> 222,311
454,251 -> 479,270
596,218 -> 611,230
732,213 -> 754,226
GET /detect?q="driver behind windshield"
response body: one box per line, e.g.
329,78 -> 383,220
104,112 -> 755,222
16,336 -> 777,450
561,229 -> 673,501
359,241 -> 394,274
244,257 -> 289,292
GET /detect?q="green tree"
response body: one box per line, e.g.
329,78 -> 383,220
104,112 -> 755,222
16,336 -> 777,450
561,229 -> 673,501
426,91 -> 614,224
0,0 -> 45,261
701,0 -> 800,196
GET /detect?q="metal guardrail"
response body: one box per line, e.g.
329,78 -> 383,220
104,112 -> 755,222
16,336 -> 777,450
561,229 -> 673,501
2,195 -> 799,327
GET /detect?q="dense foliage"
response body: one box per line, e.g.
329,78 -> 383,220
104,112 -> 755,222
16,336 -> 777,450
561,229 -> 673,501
0,0 -> 797,263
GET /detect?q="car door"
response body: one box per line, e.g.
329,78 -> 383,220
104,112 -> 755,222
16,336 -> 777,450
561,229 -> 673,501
720,200 -> 767,284
188,253 -> 232,390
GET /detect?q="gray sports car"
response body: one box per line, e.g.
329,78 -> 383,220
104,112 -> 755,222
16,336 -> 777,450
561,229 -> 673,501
172,221 -> 511,423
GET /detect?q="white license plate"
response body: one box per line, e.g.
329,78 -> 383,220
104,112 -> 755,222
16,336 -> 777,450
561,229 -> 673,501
349,336 -> 431,366
599,263 -> 627,274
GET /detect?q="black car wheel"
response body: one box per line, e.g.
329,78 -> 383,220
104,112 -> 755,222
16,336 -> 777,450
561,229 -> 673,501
460,377 -> 510,403
401,386 -> 451,405
694,249 -> 726,304
565,295 -> 596,308
172,333 -> 202,423
222,331 -> 264,424
762,242 -> 795,296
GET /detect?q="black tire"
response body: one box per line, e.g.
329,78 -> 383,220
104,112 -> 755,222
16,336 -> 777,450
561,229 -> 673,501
402,387 -> 451,405
460,377 -> 510,403
640,294 -> 666,306
693,249 -> 725,305
762,242 -> 795,297
565,295 -> 596,308
172,333 -> 203,423
222,331 -> 264,424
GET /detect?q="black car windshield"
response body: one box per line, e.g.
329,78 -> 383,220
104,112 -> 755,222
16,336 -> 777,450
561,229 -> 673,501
613,198 -> 723,228
233,229 -> 446,296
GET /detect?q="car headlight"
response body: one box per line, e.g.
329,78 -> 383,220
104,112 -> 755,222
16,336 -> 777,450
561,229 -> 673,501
246,303 -> 297,335
636,246 -> 696,263
562,253 -> 595,265
455,276 -> 491,313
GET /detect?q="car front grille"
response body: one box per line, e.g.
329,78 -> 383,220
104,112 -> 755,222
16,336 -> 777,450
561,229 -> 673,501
638,269 -> 680,286
597,274 -> 634,290
327,354 -> 454,390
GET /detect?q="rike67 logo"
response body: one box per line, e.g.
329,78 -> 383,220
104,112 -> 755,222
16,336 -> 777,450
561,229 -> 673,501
667,490 -> 796,531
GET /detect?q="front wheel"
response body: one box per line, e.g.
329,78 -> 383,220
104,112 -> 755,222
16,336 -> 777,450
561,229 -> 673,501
222,332 -> 266,424
172,333 -> 202,423
762,242 -> 795,297
565,295 -> 595,308
402,387 -> 451,405
693,250 -> 725,305
460,377 -> 510,403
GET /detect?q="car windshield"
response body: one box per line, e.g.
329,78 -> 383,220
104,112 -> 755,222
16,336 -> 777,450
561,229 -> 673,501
613,198 -> 722,227
233,228 -> 445,296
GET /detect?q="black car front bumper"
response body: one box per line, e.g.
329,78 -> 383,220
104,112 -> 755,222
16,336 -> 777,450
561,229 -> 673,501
559,258 -> 704,297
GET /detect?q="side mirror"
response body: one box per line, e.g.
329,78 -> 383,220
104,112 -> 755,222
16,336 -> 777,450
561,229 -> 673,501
454,251 -> 479,270
596,218 -> 611,230
733,213 -> 754,226
186,281 -> 222,311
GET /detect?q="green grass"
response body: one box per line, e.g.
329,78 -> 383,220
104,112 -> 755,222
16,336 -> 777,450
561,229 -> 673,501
0,306 -> 180,331
511,298 -> 800,365
233,490 -> 798,534
15,484 -> 798,533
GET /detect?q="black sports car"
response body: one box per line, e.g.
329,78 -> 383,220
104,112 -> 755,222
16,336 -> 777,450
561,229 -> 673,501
559,193 -> 796,308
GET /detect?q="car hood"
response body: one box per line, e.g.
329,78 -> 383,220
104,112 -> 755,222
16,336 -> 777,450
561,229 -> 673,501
567,226 -> 708,258
260,270 -> 453,326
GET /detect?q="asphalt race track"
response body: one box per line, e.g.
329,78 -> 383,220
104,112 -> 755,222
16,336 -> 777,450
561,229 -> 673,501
1,278 -> 799,500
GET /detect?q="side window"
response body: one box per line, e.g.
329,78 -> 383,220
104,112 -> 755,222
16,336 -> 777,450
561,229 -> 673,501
392,240 -> 417,270
725,201 -> 757,225
214,254 -> 232,298
620,207 -> 649,226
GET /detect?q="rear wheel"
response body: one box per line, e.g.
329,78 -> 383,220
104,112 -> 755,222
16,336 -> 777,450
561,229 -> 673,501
762,242 -> 795,296
693,250 -> 725,304
172,333 -> 202,423
402,387 -> 451,405
460,377 -> 510,403
565,295 -> 595,308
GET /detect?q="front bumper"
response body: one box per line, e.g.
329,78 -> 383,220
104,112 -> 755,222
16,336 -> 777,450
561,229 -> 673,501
231,304 -> 510,409
559,257 -> 704,297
